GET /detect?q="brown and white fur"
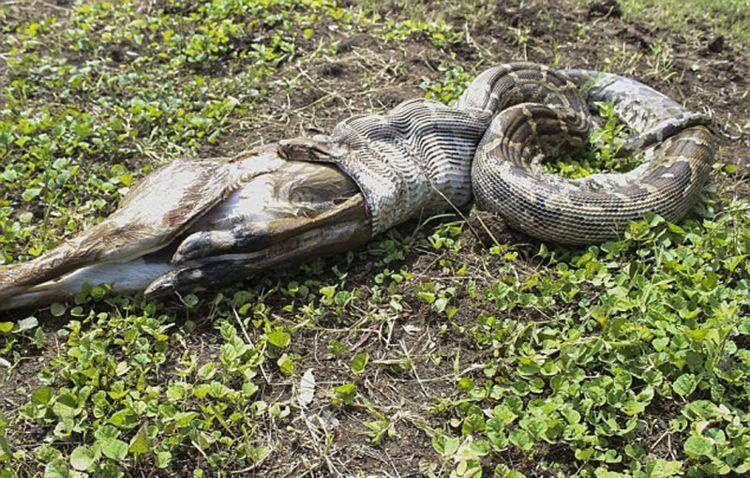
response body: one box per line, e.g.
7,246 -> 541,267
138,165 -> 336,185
0,144 -> 368,311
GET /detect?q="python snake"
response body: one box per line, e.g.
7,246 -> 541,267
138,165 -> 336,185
0,63 -> 718,309
289,62 -> 716,244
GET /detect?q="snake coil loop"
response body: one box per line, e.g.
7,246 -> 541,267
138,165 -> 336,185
312,62 -> 716,244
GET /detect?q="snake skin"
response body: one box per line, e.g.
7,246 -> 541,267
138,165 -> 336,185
285,100 -> 490,234
309,63 -> 716,243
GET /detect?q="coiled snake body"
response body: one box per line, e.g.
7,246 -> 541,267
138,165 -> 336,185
465,64 -> 716,244
293,62 -> 716,244
0,63 -> 719,309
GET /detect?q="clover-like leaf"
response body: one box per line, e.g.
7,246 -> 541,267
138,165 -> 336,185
101,439 -> 129,461
268,329 -> 291,348
673,373 -> 698,397
70,445 -> 97,471
684,435 -> 713,457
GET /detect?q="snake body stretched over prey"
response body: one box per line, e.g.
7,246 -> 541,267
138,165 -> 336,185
289,62 -> 716,244
0,63 -> 717,310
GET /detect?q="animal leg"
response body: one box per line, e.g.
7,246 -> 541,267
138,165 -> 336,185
144,195 -> 369,298
0,256 -> 175,312
172,155 -> 362,263
0,157 -> 235,302
173,196 -> 364,263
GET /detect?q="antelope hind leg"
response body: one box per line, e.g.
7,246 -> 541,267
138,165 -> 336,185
0,146 -> 369,311
0,256 -> 176,312
3,193 -> 369,309
144,195 -> 369,298
173,161 -> 362,263
151,158 -> 370,296
0,157 -> 237,303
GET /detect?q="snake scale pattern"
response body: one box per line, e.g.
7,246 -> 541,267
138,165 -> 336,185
0,62 -> 720,310
297,62 -> 716,244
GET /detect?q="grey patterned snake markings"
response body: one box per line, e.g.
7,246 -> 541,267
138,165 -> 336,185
469,64 -> 716,244
285,62 -> 716,244
0,63 -> 717,309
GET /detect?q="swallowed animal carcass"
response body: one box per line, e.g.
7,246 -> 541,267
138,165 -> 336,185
0,144 -> 369,311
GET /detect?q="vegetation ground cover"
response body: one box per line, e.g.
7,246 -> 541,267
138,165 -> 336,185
0,0 -> 748,476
